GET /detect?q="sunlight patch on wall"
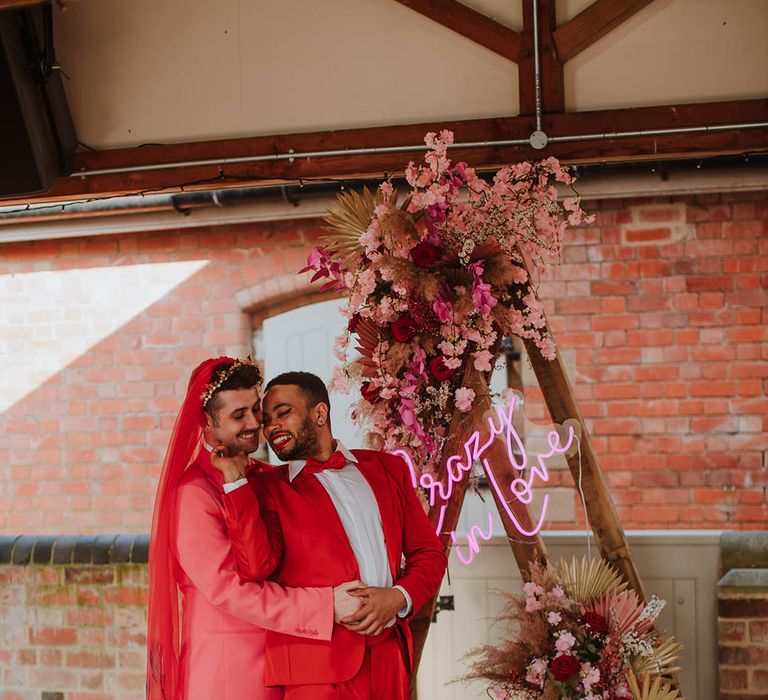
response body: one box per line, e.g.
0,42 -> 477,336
0,260 -> 208,412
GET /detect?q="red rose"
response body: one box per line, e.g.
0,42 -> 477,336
360,382 -> 381,404
391,316 -> 417,342
410,241 -> 441,268
429,356 -> 456,382
550,654 -> 580,681
583,611 -> 609,635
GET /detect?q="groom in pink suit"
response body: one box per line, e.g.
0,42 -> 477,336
147,357 -> 360,700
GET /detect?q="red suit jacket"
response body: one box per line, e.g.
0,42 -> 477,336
174,451 -> 334,699
223,449 -> 447,687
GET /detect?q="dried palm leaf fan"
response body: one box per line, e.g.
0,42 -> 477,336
588,589 -> 646,637
626,671 -> 685,700
556,556 -> 627,605
321,185 -> 399,265
631,633 -> 684,677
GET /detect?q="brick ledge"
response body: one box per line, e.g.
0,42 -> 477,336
0,534 -> 149,565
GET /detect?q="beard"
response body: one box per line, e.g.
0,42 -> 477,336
272,415 -> 320,461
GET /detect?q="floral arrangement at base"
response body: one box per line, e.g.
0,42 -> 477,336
461,557 -> 684,700
301,129 -> 592,478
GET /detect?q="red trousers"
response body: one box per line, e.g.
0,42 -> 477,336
283,628 -> 409,700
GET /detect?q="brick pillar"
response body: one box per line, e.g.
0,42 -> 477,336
718,532 -> 768,699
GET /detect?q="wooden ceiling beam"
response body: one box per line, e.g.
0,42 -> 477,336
4,98 -> 766,206
519,0 -> 563,115
394,0 -> 521,63
554,0 -> 657,62
544,97 -> 768,134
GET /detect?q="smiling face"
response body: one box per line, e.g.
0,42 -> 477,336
204,386 -> 262,455
262,384 -> 327,461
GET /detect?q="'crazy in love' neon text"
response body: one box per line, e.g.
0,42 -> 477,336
395,393 -> 576,565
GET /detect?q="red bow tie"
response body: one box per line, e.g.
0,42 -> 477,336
303,451 -> 347,475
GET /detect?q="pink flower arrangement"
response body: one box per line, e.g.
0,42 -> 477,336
301,129 -> 592,476
462,559 -> 683,700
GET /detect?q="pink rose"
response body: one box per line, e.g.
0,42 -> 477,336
473,350 -> 493,372
454,387 -> 475,413
523,582 -> 544,597
555,631 -> 576,653
444,356 -> 462,370
525,596 -> 542,613
399,399 -> 418,427
547,611 -> 562,625
472,281 -> 498,320
433,298 -> 452,323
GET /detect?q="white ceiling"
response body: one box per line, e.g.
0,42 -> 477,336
53,0 -> 768,150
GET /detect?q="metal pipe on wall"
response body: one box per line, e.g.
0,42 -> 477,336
68,121 -> 768,179
3,161 -> 768,242
532,0 -> 543,134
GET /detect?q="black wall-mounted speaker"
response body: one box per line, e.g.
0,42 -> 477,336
0,6 -> 76,199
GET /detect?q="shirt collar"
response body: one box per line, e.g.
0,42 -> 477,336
288,440 -> 357,482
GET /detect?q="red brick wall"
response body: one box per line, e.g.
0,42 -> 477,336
719,595 -> 768,697
0,190 -> 766,534
0,221 -> 324,534
0,562 -> 147,700
527,191 -> 768,529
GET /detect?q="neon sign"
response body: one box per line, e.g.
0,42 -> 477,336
395,392 -> 578,565
450,512 -> 494,565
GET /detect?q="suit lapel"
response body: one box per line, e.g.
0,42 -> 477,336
290,472 -> 360,572
195,449 -> 225,492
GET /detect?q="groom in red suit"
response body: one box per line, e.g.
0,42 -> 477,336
222,371 -> 447,699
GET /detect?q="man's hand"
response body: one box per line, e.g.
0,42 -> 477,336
210,445 -> 249,484
333,580 -> 365,623
340,586 -> 406,636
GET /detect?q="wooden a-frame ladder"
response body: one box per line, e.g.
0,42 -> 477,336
409,315 -> 648,692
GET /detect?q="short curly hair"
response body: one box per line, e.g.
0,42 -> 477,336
204,361 -> 263,419
265,371 -> 330,410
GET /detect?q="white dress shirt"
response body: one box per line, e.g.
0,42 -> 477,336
225,441 -> 412,620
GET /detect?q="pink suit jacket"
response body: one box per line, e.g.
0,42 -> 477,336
174,450 -> 334,700
224,449 -> 447,687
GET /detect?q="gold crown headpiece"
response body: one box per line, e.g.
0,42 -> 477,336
200,356 -> 257,407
